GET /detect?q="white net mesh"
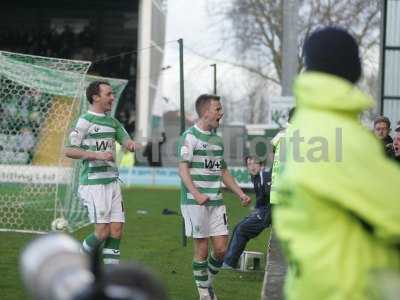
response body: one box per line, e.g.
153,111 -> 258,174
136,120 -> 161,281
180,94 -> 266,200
0,52 -> 129,233
0,51 -> 91,233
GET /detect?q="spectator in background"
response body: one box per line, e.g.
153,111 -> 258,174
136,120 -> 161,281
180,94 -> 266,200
79,24 -> 96,48
223,156 -> 271,269
18,127 -> 35,151
391,123 -> 400,164
273,27 -> 400,300
373,116 -> 391,141
373,116 -> 393,157
143,132 -> 166,167
18,127 -> 36,163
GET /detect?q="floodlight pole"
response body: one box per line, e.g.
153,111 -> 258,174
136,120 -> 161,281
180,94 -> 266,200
281,0 -> 299,97
210,63 -> 217,94
178,38 -> 187,247
378,0 -> 388,115
178,38 -> 186,135
261,3 -> 298,299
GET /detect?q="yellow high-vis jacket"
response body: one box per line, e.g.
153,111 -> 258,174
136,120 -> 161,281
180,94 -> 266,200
274,72 -> 400,300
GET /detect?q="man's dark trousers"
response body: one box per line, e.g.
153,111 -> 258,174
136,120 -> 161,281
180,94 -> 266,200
224,206 -> 271,267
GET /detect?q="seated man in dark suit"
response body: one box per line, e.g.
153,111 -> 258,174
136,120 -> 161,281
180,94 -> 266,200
223,156 -> 272,268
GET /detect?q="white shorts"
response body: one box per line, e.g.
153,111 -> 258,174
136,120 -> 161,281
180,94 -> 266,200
78,181 -> 125,224
181,205 -> 229,238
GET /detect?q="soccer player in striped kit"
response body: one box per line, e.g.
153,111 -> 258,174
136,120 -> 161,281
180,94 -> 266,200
65,81 -> 136,264
178,94 -> 251,300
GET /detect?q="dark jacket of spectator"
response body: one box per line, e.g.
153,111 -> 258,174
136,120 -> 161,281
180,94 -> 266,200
251,169 -> 272,210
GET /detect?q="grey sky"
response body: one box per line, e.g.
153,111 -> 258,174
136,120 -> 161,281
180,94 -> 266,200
162,0 -> 260,121
162,0 -> 219,111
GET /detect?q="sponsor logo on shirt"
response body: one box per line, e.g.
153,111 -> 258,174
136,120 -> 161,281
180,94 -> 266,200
96,140 -> 114,151
204,159 -> 222,169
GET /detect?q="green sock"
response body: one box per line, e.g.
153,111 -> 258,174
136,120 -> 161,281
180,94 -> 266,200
82,233 -> 102,254
103,237 -> 121,264
208,253 -> 223,285
193,260 -> 209,288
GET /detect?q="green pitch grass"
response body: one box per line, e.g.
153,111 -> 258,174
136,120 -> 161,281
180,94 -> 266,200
0,187 -> 270,300
0,183 -> 71,232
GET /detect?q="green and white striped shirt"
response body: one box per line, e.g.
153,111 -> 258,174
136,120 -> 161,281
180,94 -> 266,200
179,125 -> 226,206
68,111 -> 130,185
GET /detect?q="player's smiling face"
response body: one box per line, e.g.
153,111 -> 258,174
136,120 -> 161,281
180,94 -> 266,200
93,84 -> 115,113
205,100 -> 223,130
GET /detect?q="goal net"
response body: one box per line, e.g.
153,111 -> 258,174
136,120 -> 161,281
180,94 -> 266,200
0,51 -> 127,233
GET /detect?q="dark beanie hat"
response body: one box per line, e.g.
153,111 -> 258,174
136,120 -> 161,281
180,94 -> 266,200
303,26 -> 361,83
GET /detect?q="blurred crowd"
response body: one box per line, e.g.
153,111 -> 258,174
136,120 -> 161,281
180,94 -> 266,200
0,25 -> 134,79
0,25 -> 96,60
0,24 -> 137,165
0,89 -> 46,163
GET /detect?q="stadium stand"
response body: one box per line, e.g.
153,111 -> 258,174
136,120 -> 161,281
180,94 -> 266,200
0,1 -> 138,165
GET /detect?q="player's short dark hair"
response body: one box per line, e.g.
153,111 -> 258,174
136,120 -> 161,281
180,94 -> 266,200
244,155 -> 265,166
195,94 -> 220,117
86,81 -> 111,104
374,116 -> 391,129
